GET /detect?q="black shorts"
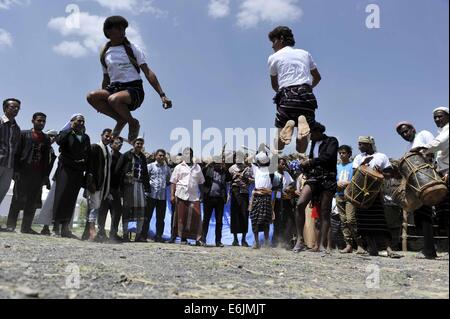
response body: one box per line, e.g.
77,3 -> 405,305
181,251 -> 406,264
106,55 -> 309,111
106,80 -> 145,111
305,177 -> 337,199
274,84 -> 317,128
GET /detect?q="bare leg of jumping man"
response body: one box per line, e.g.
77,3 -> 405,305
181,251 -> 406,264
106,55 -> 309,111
87,90 -> 127,137
107,91 -> 141,142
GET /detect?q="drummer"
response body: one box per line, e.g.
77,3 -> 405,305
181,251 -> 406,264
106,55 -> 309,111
396,121 -> 438,259
422,107 -> 449,254
352,136 -> 401,258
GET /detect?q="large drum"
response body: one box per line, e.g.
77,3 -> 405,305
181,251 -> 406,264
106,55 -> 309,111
345,165 -> 384,209
398,151 -> 448,206
391,178 -> 423,212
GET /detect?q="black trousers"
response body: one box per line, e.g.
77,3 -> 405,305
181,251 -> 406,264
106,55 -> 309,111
230,187 -> 249,235
97,189 -> 123,236
53,165 -> 84,224
273,199 -> 294,246
414,205 -> 437,258
202,197 -> 225,244
142,198 -> 167,239
7,168 -> 44,231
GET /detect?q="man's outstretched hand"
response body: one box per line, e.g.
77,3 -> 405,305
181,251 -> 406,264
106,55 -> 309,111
162,96 -> 172,109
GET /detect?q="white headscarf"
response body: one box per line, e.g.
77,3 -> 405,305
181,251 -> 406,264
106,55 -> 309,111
433,106 -> 449,115
61,113 -> 84,131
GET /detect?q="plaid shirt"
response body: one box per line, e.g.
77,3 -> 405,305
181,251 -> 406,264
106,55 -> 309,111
0,115 -> 21,169
147,161 -> 171,200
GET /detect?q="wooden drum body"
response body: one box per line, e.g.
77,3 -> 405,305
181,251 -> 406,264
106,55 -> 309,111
344,166 -> 384,209
399,152 -> 448,206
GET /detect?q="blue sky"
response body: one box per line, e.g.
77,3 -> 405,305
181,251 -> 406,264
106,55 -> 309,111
0,0 -> 448,159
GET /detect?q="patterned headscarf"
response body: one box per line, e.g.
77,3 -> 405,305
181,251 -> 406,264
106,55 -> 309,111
358,136 -> 377,152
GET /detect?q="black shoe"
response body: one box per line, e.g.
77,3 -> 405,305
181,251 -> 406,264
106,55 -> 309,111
196,240 -> 206,247
241,241 -> 249,247
41,227 -> 51,236
122,233 -> 131,243
168,237 -> 176,244
61,231 -> 79,240
216,242 -> 224,248
21,229 -> 40,235
95,232 -> 108,243
109,234 -> 123,243
154,236 -> 164,243
135,236 -> 147,243
232,240 -> 239,246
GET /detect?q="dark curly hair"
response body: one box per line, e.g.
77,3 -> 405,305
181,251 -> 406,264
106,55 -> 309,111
103,16 -> 129,38
268,26 -> 296,46
310,121 -> 326,133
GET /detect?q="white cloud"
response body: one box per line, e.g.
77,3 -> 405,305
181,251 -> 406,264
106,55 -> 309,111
53,41 -> 89,58
0,0 -> 30,10
0,29 -> 13,49
48,11 -> 145,58
208,0 -> 230,18
236,0 -> 302,28
90,0 -> 167,17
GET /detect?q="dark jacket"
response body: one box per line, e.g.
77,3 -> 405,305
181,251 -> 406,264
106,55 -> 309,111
309,135 -> 339,175
202,165 -> 230,200
86,143 -> 110,191
115,150 -> 150,192
56,129 -> 90,172
14,130 -> 51,176
110,150 -> 122,190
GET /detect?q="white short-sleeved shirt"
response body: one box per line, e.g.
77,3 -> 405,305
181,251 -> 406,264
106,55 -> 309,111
170,162 -> 205,202
408,130 -> 435,150
102,43 -> 146,83
353,152 -> 392,170
252,165 -> 272,189
268,46 -> 317,89
425,123 -> 449,174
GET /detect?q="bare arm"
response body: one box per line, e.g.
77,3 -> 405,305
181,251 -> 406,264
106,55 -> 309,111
271,75 -> 279,92
141,64 -> 172,108
311,68 -> 322,88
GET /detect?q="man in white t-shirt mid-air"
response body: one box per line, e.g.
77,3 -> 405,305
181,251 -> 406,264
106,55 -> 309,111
267,26 -> 322,154
87,16 -> 172,143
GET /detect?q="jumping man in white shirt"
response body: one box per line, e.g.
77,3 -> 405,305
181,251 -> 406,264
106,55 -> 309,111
87,16 -> 172,143
267,26 -> 322,154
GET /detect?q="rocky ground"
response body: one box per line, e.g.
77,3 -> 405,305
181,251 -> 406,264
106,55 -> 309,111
0,232 -> 448,299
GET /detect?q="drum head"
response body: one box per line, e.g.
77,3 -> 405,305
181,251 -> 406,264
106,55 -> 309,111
359,165 -> 384,180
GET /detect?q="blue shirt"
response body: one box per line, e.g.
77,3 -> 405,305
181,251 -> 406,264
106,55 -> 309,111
147,162 -> 171,200
336,162 -> 353,196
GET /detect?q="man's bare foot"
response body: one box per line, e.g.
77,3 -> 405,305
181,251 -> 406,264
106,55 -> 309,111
296,116 -> 310,153
356,246 -> 368,255
280,120 -> 295,145
309,245 -> 320,252
128,119 -> 140,143
340,245 -> 353,254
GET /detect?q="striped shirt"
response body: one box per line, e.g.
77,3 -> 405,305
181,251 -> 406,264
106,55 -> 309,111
0,115 -> 21,169
147,161 -> 171,200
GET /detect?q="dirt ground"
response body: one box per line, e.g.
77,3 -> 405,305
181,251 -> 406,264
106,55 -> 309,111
0,232 -> 448,299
